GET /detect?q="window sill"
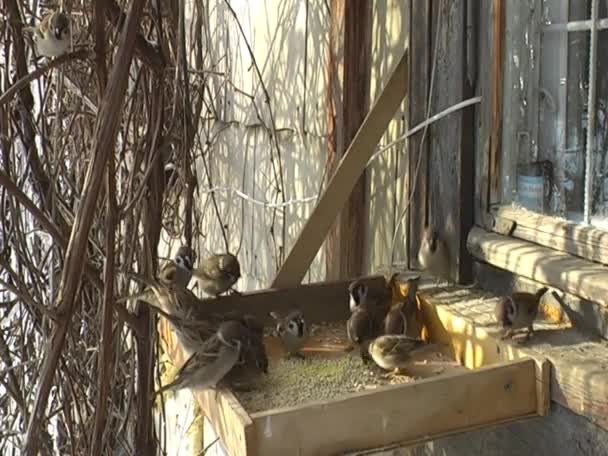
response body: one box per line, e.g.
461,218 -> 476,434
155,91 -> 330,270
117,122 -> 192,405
414,281 -> 608,433
490,206 -> 608,266
467,226 -> 608,311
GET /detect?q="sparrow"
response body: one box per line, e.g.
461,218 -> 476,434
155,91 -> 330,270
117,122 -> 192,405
153,320 -> 248,397
24,11 -> 71,58
170,308 -> 265,358
348,279 -> 390,328
193,253 -> 241,297
158,245 -> 196,289
418,225 -> 451,284
117,245 -> 196,313
270,309 -> 309,358
368,334 -> 427,376
495,287 -> 548,341
384,275 -> 420,336
347,283 -> 379,362
221,327 -> 269,391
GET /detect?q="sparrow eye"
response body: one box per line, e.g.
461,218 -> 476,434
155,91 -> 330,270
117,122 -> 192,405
288,321 -> 297,332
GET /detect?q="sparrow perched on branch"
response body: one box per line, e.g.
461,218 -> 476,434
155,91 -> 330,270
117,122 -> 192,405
24,11 -> 71,58
384,275 -> 420,336
153,320 -> 248,397
495,287 -> 548,341
159,245 -> 196,289
270,309 -> 309,358
418,225 -> 451,284
368,334 -> 427,376
117,245 -> 196,311
193,253 -> 241,297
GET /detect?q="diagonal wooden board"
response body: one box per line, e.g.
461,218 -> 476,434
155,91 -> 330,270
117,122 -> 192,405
272,48 -> 409,288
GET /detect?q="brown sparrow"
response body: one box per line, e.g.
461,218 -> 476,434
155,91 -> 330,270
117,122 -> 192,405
495,287 -> 548,341
118,246 -> 196,311
418,225 -> 451,283
24,11 -> 71,58
347,283 -> 380,361
384,275 -> 420,336
348,279 -> 390,328
193,253 -> 241,297
153,320 -> 248,397
368,334 -> 427,375
159,245 -> 196,289
221,325 -> 269,391
270,309 -> 308,358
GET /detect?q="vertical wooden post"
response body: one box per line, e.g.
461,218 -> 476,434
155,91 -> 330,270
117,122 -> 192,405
408,0 -> 431,269
489,0 -> 505,206
426,0 -> 476,284
326,0 -> 372,280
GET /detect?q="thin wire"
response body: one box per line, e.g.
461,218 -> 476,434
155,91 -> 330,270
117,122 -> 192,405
583,0 -> 599,224
389,0 -> 444,265
200,95 -> 482,211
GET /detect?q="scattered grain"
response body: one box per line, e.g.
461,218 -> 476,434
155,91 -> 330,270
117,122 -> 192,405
233,352 -> 413,414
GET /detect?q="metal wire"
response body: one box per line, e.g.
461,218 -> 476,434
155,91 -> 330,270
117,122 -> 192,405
583,0 -> 599,224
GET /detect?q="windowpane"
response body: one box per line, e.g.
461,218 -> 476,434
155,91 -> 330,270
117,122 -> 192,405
500,0 -> 608,227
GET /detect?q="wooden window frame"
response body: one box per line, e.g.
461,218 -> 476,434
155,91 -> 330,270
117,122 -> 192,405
478,0 -> 608,266
472,0 -> 608,332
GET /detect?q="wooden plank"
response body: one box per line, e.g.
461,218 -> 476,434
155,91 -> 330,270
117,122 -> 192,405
196,389 -> 254,456
473,260 -> 608,339
271,49 -> 409,288
415,279 -> 608,431
334,0 -> 372,279
193,276 -> 387,326
467,226 -> 608,310
428,0 -> 474,284
407,0 -> 431,269
489,0 -> 505,205
248,359 -> 538,456
493,206 -> 608,266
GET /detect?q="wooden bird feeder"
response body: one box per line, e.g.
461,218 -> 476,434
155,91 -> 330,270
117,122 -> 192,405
159,274 -> 550,456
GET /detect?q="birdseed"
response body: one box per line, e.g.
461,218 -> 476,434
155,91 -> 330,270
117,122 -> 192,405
233,352 -> 413,414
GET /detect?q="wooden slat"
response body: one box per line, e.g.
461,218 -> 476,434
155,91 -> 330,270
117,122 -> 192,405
493,206 -> 608,266
271,49 -> 409,288
196,389 -> 254,456
407,0 -> 431,268
425,0 -> 475,284
334,0 -> 372,279
248,359 -> 538,456
489,0 -> 505,205
416,279 -> 608,431
467,226 -> 608,310
473,260 -> 608,340
194,276 -> 387,326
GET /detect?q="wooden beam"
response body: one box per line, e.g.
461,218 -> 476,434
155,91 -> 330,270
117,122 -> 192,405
474,260 -> 608,339
493,206 -> 608,266
467,226 -> 608,310
335,0 -> 372,280
272,49 -> 409,288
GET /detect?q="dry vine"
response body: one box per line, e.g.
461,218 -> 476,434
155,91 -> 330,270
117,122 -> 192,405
0,0 -> 295,454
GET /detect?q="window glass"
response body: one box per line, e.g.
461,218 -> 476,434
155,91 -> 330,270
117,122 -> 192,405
501,0 -> 608,227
